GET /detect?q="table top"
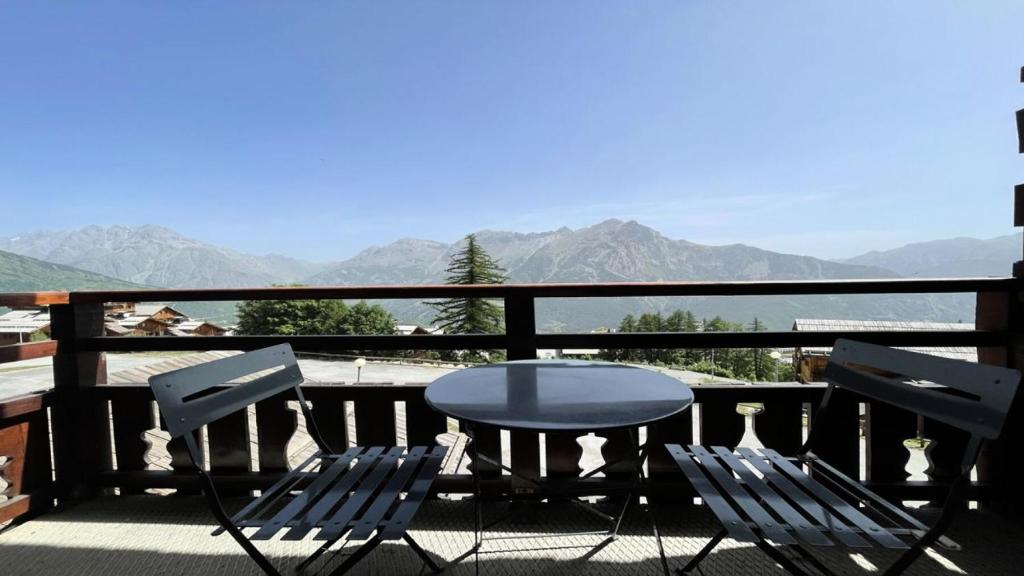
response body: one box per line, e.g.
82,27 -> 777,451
424,359 -> 694,432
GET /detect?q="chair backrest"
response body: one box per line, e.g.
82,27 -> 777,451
150,344 -> 303,439
824,339 -> 1021,440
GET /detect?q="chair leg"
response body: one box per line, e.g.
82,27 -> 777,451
755,540 -> 815,576
789,543 -> 836,576
404,533 -> 444,573
295,538 -> 341,575
881,542 -> 928,576
326,535 -> 384,576
678,529 -> 726,575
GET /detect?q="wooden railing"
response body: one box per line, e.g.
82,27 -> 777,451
0,278 -> 1020,523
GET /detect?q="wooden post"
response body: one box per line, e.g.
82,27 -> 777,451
504,295 -> 540,495
49,302 -> 111,500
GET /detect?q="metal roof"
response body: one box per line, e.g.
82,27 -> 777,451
793,318 -> 977,362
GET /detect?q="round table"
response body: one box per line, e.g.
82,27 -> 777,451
424,359 -> 694,432
425,359 -> 693,573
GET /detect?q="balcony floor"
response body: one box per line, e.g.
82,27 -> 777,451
2,495 -> 1023,575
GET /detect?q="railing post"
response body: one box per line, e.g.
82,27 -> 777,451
49,302 -> 111,501
504,294 -> 540,495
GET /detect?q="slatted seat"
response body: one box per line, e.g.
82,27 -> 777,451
666,339 -> 1021,576
149,344 -> 448,576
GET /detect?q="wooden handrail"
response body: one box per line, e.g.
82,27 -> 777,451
52,277 -> 1019,303
0,291 -> 70,307
0,341 -> 59,364
73,329 -> 1005,353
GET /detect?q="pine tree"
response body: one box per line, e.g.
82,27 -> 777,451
429,234 -> 507,336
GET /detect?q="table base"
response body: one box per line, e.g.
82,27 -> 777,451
449,424 -> 670,576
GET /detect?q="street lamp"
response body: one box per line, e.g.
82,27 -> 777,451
769,350 -> 782,382
354,357 -> 366,383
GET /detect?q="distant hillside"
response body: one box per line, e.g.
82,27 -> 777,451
4,220 -> 996,330
0,249 -> 141,292
310,219 -> 971,330
840,233 -> 1020,277
0,225 -> 328,289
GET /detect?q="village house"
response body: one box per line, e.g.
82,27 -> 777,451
791,318 -> 978,382
0,308 -> 51,346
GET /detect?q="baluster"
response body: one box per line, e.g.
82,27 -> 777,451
111,396 -> 155,495
354,385 -> 397,447
255,391 -> 297,473
700,401 -> 744,449
807,389 -> 860,478
206,408 -> 252,495
545,432 -> 583,483
308,389 -> 349,453
0,411 -> 50,504
753,400 -> 804,455
923,418 -> 971,508
648,408 -> 694,501
465,423 -> 502,480
405,389 -> 447,447
865,402 -> 917,486
600,428 -> 638,490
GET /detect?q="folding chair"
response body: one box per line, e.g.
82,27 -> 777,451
667,339 -> 1021,575
149,343 -> 447,575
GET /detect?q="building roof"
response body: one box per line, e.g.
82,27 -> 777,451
104,322 -> 133,336
0,310 -> 51,333
792,318 -> 977,362
118,316 -> 169,328
134,304 -> 187,318
178,320 -> 226,332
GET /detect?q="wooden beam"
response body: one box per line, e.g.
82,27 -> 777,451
0,493 -> 52,524
59,277 -> 1020,304
0,391 -> 51,420
0,341 -> 57,364
0,291 -> 69,307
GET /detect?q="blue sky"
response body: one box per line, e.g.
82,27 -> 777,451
1,2 -> 1022,261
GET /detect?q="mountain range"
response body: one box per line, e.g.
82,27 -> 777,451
0,222 -> 1017,330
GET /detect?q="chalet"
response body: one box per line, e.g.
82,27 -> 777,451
177,320 -> 229,336
0,309 -> 51,346
117,316 -> 172,336
132,304 -> 189,325
792,318 -> 977,382
396,325 -> 443,335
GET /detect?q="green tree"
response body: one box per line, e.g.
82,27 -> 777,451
327,300 -> 396,336
430,234 -> 507,335
236,288 -> 396,352
236,297 -> 349,335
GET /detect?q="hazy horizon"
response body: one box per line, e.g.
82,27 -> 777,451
1,220 -> 1020,264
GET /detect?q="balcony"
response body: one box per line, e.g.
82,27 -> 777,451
1,279 -> 1023,575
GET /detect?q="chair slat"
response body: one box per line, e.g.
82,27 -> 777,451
348,447 -> 427,540
379,445 -> 448,540
735,447 -> 869,548
214,450 -> 322,536
759,449 -> 908,549
688,445 -> 796,544
250,448 -> 363,540
707,446 -> 833,546
281,446 -> 386,541
666,444 -> 759,543
315,447 -> 406,541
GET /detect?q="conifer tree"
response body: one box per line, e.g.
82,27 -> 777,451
429,234 -> 507,335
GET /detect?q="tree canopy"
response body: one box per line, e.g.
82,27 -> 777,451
598,309 -> 792,382
236,288 -> 395,340
429,234 -> 507,335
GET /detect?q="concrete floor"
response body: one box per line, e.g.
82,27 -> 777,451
1,495 -> 1021,575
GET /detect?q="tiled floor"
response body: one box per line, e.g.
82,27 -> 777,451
2,495 -> 1022,575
